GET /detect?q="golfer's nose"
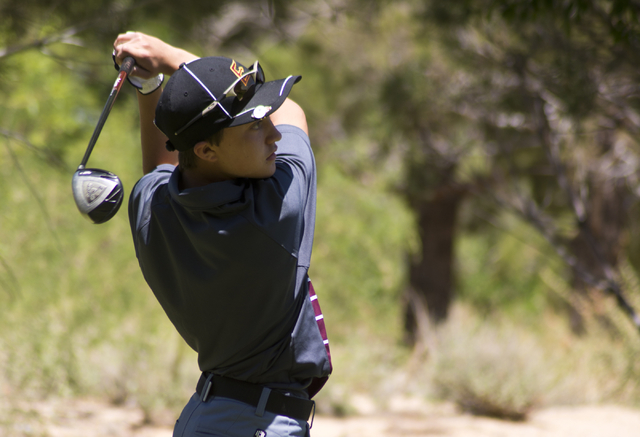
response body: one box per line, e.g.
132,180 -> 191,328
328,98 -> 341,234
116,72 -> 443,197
266,118 -> 282,144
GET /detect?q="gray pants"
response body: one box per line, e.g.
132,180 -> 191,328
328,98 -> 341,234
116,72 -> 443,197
173,392 -> 311,437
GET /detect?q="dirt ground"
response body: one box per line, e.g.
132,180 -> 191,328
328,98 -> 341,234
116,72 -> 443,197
4,397 -> 640,437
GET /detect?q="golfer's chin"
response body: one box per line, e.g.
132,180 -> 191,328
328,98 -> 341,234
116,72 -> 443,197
262,162 -> 277,179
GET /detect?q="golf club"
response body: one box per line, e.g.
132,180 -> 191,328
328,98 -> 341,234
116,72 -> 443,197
72,56 -> 135,224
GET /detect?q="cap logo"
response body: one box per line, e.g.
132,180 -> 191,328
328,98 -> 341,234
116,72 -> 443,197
230,60 -> 250,86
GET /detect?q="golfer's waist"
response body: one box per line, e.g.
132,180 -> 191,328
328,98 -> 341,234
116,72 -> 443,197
196,372 -> 314,422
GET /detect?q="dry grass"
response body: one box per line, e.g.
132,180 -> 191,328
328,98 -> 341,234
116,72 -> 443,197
427,298 -> 640,421
429,306 -> 549,421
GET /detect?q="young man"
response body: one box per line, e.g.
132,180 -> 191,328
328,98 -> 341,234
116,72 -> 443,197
113,32 -> 331,437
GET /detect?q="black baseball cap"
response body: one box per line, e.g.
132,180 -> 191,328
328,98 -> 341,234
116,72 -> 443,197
155,56 -> 301,151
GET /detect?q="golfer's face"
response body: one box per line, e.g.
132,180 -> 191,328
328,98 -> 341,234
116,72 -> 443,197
214,117 -> 282,180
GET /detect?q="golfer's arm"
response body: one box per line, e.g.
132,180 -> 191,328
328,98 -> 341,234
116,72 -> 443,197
271,98 -> 308,136
137,87 -> 177,174
116,33 -> 198,174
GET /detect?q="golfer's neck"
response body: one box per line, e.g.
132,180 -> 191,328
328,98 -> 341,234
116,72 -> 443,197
179,166 -> 231,190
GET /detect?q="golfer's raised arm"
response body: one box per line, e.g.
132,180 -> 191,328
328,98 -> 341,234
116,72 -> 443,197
113,32 -> 198,173
270,98 -> 308,136
136,89 -> 175,174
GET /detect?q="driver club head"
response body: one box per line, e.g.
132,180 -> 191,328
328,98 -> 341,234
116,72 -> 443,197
72,168 -> 124,224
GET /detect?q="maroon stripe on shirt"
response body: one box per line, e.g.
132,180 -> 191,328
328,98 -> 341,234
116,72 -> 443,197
308,278 -> 332,368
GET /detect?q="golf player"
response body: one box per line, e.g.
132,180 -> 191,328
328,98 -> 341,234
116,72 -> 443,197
113,32 -> 332,437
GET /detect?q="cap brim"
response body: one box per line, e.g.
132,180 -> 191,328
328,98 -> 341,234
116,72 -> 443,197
227,75 -> 301,127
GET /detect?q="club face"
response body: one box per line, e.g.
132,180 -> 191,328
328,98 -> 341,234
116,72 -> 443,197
72,168 -> 124,224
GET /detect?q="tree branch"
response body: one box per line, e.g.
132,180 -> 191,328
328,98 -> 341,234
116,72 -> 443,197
491,91 -> 640,334
0,251 -> 20,301
0,128 -> 69,172
0,0 -> 161,60
497,189 -> 640,334
0,25 -> 87,60
2,138 -> 63,252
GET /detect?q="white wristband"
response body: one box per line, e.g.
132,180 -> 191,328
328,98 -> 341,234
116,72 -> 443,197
112,50 -> 164,95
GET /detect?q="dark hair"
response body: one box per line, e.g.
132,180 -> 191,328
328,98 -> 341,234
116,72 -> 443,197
178,129 -> 225,171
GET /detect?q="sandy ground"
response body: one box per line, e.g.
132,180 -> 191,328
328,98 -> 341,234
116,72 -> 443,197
3,397 -> 640,437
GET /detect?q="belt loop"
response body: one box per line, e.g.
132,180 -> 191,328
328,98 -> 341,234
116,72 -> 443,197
201,373 -> 214,402
255,387 -> 272,417
309,400 -> 316,428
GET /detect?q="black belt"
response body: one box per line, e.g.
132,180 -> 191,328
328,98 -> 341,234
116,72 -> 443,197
195,372 -> 315,422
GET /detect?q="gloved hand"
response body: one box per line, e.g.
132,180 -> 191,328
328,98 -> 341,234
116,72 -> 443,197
112,50 -> 164,95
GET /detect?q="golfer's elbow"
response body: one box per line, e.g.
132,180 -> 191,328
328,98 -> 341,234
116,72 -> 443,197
271,98 -> 308,135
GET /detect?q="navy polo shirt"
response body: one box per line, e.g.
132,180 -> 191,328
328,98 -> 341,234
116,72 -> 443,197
128,125 -> 331,397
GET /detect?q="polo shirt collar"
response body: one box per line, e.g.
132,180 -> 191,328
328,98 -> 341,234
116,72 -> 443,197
168,167 -> 247,210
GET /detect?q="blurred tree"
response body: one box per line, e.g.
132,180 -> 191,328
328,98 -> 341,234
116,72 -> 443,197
284,0 -> 640,343
424,0 -> 640,334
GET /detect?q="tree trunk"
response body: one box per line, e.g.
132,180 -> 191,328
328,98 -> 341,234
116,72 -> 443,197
568,130 -> 629,333
403,187 -> 463,346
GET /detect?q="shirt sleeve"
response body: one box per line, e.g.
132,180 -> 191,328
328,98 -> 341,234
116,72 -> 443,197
266,124 -> 316,268
274,124 -> 314,185
272,124 -> 314,211
129,164 -> 175,236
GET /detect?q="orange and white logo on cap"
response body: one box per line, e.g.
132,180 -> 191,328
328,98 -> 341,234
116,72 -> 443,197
230,60 -> 250,86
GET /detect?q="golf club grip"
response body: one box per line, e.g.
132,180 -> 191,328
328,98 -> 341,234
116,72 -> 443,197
119,56 -> 135,76
78,56 -> 136,168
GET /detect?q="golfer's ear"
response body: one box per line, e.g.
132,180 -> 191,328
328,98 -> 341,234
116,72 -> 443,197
193,140 -> 218,162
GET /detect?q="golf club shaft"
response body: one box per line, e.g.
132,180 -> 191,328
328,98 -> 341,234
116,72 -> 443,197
78,56 -> 136,169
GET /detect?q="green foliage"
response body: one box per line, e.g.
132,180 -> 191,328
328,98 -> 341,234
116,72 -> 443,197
1,2 -> 640,429
456,209 -> 564,316
0,43 -> 198,410
492,0 -> 640,42
312,163 -> 415,342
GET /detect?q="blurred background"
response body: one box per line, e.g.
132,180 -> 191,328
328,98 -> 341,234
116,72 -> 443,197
1,0 -> 640,432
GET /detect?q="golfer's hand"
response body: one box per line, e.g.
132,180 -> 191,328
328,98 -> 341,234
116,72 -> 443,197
113,32 -> 199,79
